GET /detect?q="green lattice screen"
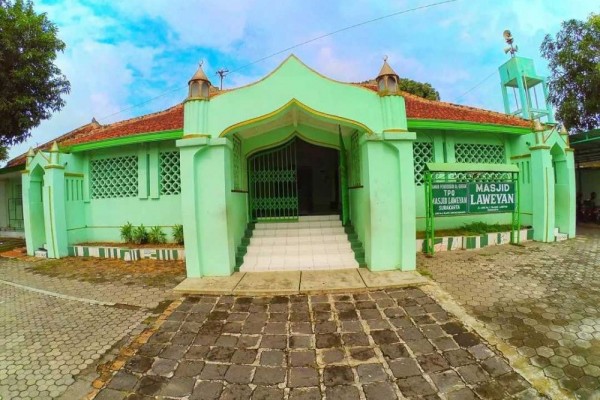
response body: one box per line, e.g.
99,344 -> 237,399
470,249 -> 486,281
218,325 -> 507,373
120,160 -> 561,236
160,151 -> 181,195
232,135 -> 242,190
349,131 -> 361,187
455,143 -> 507,180
413,141 -> 434,185
455,143 -> 505,163
90,156 -> 138,199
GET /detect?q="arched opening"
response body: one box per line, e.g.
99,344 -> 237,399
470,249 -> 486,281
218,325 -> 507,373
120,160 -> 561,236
29,165 -> 47,252
551,144 -> 569,235
247,137 -> 340,221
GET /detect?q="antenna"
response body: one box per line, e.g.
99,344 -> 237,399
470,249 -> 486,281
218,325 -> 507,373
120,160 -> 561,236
216,68 -> 229,90
503,29 -> 518,57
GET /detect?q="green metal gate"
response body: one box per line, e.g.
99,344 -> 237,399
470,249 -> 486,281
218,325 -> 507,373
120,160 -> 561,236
248,139 -> 298,221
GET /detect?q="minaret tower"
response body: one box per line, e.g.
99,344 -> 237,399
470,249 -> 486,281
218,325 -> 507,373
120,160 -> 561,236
498,30 -> 554,123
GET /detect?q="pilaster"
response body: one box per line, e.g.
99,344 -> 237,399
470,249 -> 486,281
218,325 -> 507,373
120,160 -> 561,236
530,145 -> 555,242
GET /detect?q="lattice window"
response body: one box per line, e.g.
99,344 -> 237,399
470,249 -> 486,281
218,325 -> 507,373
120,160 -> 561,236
90,156 -> 138,199
349,131 -> 361,187
455,143 -> 505,164
232,135 -> 242,190
455,143 -> 507,181
413,141 -> 434,186
160,151 -> 181,195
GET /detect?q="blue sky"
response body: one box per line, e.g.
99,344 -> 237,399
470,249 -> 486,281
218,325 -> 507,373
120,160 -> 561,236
6,0 -> 599,162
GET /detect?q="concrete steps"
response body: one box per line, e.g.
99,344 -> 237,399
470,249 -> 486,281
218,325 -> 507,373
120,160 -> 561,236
240,215 -> 360,272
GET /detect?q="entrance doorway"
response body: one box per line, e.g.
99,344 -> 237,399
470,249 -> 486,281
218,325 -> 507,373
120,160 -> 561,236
248,137 -> 340,221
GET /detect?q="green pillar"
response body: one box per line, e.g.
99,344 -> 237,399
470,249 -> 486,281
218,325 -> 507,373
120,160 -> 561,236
530,145 -> 555,242
564,149 -> 576,237
43,165 -> 68,258
177,136 -> 235,277
386,132 -> 417,270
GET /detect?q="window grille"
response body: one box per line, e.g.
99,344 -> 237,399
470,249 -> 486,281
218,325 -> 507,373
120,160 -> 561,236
90,155 -> 138,199
413,141 -> 434,185
455,143 -> 507,181
455,143 -> 505,164
349,131 -> 361,187
232,135 -> 242,190
160,151 -> 181,195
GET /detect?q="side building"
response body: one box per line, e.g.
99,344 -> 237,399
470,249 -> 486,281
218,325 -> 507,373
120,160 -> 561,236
0,55 -> 576,277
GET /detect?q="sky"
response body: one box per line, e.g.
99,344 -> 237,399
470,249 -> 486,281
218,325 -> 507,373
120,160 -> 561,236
5,0 -> 599,163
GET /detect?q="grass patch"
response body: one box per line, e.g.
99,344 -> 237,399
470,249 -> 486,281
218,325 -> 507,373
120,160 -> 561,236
28,257 -> 186,288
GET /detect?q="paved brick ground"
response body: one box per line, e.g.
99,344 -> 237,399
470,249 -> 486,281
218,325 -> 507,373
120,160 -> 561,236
0,259 -> 172,309
97,289 -> 543,399
419,226 -> 600,399
0,259 -> 176,400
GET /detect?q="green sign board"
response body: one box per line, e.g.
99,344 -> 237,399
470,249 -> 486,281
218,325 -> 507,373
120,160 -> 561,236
433,182 -> 515,216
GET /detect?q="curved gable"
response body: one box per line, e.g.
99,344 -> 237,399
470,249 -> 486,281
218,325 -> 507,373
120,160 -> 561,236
207,55 -> 387,135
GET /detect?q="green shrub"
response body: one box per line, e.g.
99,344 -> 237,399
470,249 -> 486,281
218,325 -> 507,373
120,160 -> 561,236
120,222 -> 134,243
172,224 -> 184,245
132,225 -> 148,245
148,226 -> 167,244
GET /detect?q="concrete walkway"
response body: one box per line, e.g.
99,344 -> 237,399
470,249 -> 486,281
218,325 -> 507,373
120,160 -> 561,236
174,269 -> 429,295
419,226 -> 600,399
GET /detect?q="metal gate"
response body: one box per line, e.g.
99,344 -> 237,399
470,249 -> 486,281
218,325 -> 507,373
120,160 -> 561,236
248,139 -> 298,221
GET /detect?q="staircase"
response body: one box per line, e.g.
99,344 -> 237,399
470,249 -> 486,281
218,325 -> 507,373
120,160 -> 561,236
239,215 -> 362,272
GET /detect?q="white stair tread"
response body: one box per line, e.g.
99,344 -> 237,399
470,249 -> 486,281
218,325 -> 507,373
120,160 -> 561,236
240,215 -> 359,272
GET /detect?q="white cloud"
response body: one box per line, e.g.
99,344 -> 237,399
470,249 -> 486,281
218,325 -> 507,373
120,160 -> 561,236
7,0 -> 600,161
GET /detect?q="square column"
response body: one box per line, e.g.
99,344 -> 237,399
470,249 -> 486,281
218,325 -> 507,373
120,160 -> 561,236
363,131 -> 417,271
530,145 -> 555,242
177,136 -> 235,277
42,166 -> 69,258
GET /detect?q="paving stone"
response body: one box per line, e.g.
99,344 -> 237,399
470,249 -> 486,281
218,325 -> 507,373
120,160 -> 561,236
260,350 -> 286,366
363,381 -> 397,399
325,385 -> 361,400
253,366 -> 286,385
252,386 -> 284,400
356,363 -> 387,383
94,388 -> 128,400
190,381 -> 223,400
219,384 -> 253,399
107,370 -> 139,391
158,376 -> 195,397
430,369 -> 465,393
396,375 -> 437,396
289,350 -> 316,367
456,363 -> 490,384
481,356 -> 513,377
288,387 -> 321,400
174,360 -> 205,377
288,367 -> 319,387
388,358 -> 421,378
199,364 -> 228,380
149,358 -> 178,377
417,352 -> 450,373
224,365 -> 254,384
316,333 -> 342,348
323,365 -> 354,386
349,347 -> 376,362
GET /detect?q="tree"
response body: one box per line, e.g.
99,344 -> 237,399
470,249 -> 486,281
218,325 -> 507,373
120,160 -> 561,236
0,0 -> 70,152
362,78 -> 440,101
541,13 -> 600,132
398,78 -> 440,101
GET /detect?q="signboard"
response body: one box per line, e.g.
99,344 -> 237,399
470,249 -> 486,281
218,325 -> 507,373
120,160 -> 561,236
432,182 -> 515,216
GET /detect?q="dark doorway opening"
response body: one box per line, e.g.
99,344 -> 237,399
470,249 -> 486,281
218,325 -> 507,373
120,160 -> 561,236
296,139 -> 339,215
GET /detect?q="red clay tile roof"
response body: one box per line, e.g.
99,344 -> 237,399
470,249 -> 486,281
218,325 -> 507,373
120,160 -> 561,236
7,104 -> 183,167
359,83 -> 531,128
62,104 -> 183,146
8,83 -> 531,167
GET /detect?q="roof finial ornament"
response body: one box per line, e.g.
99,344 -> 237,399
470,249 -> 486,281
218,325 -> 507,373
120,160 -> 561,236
376,56 -> 399,95
383,55 -> 388,62
199,60 -> 204,68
